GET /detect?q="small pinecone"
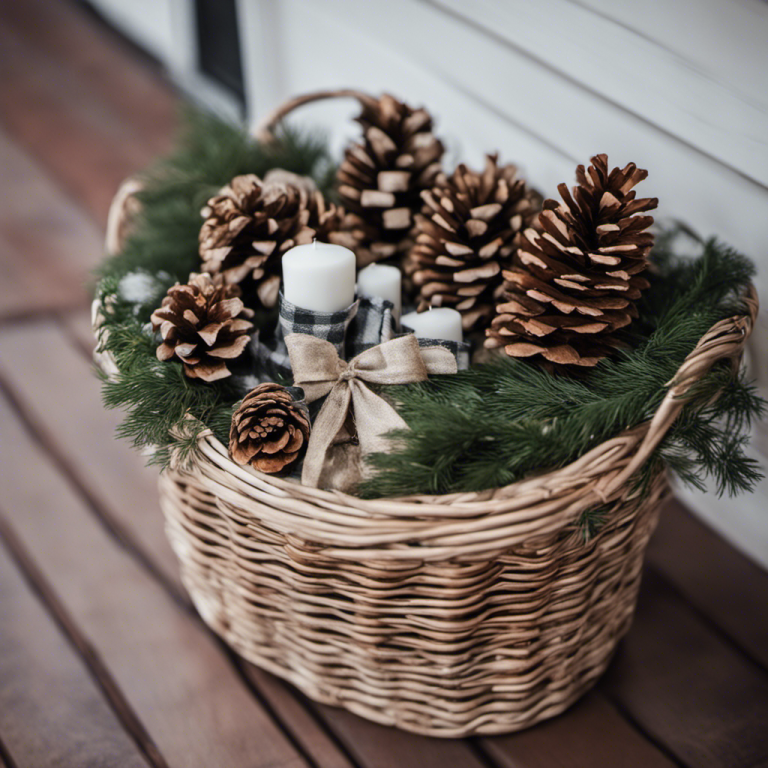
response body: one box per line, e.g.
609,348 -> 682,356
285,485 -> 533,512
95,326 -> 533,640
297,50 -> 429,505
229,383 -> 310,474
199,174 -> 315,308
486,154 -> 658,368
337,93 -> 444,267
407,155 -> 539,331
151,273 -> 254,382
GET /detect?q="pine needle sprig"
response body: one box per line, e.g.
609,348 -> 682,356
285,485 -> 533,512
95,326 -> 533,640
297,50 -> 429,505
362,236 -> 762,499
97,108 -> 335,319
94,111 -> 335,468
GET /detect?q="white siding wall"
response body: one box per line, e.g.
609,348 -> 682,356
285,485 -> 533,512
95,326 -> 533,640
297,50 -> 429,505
91,0 -> 768,565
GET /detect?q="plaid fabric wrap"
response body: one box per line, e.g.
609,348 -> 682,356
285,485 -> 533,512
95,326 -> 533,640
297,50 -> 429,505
346,296 -> 396,358
278,293 -> 359,354
251,293 -> 358,381
240,294 -> 467,391
414,337 -> 471,371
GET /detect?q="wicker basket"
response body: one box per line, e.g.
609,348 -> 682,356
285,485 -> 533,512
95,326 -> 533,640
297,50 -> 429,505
99,91 -> 759,737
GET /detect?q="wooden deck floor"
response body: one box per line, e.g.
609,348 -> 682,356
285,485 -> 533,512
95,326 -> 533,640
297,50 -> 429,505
1,2 -> 767,766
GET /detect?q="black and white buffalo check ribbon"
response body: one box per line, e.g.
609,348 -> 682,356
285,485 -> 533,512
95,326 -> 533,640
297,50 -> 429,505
239,293 -> 468,390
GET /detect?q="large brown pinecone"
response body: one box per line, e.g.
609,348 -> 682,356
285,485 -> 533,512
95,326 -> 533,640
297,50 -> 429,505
406,155 -> 540,331
229,383 -> 310,474
151,273 -> 254,382
486,154 -> 657,368
199,174 -> 315,308
337,93 -> 444,267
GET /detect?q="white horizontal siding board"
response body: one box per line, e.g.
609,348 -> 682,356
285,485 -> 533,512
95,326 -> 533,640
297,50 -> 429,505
252,0 -> 578,193
573,0 -> 768,110
238,0 -> 285,122
87,0 -> 176,64
432,0 -> 768,187
288,0 -> 768,263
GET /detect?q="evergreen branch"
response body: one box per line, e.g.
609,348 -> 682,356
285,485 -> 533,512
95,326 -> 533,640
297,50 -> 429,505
361,237 -> 762,499
90,109 -> 763,510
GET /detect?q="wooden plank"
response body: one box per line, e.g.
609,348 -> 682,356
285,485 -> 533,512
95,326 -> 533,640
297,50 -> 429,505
0,392 -> 307,768
0,131 -> 103,319
243,666 -> 357,768
0,535 -> 150,768
480,694 -> 677,768
601,568 -> 768,768
0,320 -> 184,596
433,0 -> 768,187
62,307 -> 98,356
673,473 -> 768,574
0,0 -> 176,158
53,313 -> 674,767
307,701 -> 489,768
0,2 -> 174,226
647,499 -> 768,670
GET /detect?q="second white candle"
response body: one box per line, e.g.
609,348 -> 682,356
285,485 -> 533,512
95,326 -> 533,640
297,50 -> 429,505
357,263 -> 402,323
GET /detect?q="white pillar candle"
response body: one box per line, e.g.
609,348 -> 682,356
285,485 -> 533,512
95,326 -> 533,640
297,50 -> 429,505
401,308 -> 464,343
282,241 -> 356,312
356,263 -> 402,323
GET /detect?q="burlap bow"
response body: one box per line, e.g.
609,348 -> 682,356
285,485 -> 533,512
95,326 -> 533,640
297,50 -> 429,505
285,333 -> 457,489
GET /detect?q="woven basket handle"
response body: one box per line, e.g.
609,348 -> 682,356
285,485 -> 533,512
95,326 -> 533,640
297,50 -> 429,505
251,88 -> 376,144
602,284 -> 759,498
105,176 -> 145,256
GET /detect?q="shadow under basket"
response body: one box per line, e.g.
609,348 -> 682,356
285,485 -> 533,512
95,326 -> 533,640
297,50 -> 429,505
150,282 -> 753,737
99,88 -> 759,737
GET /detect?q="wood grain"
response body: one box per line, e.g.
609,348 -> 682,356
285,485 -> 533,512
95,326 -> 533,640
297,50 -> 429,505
307,701 -> 489,768
647,500 -> 768,670
0,535 -> 150,768
0,0 -> 175,158
243,666 -> 357,768
480,694 -> 677,768
0,132 -> 103,319
0,392 -> 307,768
0,320 -> 184,596
0,0 -> 176,225
602,568 -> 768,768
62,307 -> 99,356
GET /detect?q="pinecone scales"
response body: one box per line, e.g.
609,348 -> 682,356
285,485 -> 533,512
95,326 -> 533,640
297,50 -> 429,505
229,383 -> 310,474
486,154 -> 658,367
199,174 -> 315,308
337,93 -> 445,266
151,273 -> 254,382
408,155 -> 539,331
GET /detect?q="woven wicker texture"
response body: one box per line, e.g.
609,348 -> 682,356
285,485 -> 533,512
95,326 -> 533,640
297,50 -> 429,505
101,91 -> 759,736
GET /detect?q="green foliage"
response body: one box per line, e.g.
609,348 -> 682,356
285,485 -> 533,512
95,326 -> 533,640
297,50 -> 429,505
95,110 -> 334,468
361,237 -> 763,498
97,108 -> 335,323
93,110 -> 763,504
